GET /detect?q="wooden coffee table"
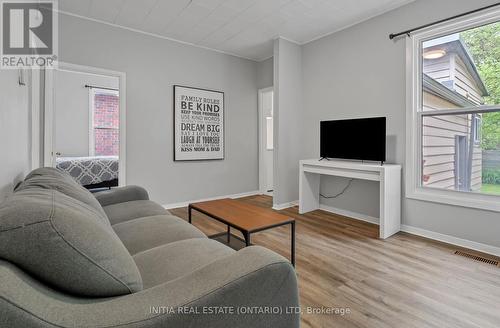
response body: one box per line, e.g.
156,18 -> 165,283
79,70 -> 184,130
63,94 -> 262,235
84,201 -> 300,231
188,198 -> 296,266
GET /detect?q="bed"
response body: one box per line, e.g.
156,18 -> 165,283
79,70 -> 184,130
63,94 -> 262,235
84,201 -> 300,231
56,156 -> 119,189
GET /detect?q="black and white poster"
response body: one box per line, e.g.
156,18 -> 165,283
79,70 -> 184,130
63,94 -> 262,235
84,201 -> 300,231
174,85 -> 224,161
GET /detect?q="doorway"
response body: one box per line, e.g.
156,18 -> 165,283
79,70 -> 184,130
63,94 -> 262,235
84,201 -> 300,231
258,87 -> 274,195
43,62 -> 126,189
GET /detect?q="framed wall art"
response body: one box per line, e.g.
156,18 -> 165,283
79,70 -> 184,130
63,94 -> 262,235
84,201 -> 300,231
173,85 -> 224,161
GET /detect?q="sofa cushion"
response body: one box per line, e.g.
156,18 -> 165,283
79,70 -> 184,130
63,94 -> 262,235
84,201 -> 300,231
94,185 -> 150,207
23,166 -> 71,181
17,167 -> 110,226
133,238 -> 235,289
0,189 -> 143,297
112,215 -> 206,255
104,200 -> 170,225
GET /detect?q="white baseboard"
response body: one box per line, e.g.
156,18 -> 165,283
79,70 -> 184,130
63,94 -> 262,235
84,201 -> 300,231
319,204 -> 379,225
317,204 -> 500,257
272,200 -> 298,210
163,190 -> 261,209
400,225 -> 500,257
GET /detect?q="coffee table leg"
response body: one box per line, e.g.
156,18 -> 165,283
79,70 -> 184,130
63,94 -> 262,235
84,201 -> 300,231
227,226 -> 230,244
291,221 -> 296,267
188,205 -> 192,224
243,232 -> 251,247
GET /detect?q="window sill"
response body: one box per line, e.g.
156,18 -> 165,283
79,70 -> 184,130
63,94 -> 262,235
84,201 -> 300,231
406,187 -> 500,213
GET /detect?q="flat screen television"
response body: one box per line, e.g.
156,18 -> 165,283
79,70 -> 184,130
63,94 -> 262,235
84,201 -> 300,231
320,117 -> 386,162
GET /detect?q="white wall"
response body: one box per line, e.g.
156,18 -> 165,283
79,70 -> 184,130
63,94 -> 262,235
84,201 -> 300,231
58,14 -> 259,205
0,70 -> 31,201
54,70 -> 118,157
273,38 -> 303,206
257,57 -> 273,89
301,0 -> 500,248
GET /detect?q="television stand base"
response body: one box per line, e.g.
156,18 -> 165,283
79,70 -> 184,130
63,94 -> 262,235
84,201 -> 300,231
299,159 -> 401,239
319,157 -> 330,161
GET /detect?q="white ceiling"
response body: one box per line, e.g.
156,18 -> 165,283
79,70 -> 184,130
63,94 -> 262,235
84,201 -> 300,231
59,0 -> 415,61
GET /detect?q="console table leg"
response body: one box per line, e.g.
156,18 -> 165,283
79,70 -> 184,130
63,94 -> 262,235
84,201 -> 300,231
188,205 -> 192,224
299,168 -> 320,214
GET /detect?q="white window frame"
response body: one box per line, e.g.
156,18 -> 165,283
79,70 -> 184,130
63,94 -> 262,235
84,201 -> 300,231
406,6 -> 500,212
88,87 -> 120,157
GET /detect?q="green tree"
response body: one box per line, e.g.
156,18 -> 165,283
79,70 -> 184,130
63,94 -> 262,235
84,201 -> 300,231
461,23 -> 500,150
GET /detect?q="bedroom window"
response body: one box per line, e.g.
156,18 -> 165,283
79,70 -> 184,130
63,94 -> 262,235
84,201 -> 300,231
89,88 -> 120,156
406,7 -> 500,212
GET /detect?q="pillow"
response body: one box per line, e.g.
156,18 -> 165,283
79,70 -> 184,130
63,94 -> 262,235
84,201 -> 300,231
0,189 -> 143,297
17,167 -> 110,226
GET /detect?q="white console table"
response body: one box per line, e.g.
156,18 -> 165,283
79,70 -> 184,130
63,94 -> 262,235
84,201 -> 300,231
299,159 -> 402,239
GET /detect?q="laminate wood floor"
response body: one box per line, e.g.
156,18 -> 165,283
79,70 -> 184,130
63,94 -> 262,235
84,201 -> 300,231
169,195 -> 500,328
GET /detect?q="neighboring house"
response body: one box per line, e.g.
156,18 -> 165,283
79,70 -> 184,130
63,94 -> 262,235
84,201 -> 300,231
422,34 -> 488,192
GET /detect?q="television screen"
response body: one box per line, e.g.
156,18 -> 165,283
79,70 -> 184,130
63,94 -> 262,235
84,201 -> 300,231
320,117 -> 386,162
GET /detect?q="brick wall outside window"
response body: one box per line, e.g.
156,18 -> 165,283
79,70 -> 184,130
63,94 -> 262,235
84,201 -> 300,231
93,92 -> 119,156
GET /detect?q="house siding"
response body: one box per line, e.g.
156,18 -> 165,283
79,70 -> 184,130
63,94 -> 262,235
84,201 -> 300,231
453,55 -> 484,105
423,56 -> 452,84
422,92 -> 482,191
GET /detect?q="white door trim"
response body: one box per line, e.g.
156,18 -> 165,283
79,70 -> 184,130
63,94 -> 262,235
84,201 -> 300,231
43,61 -> 127,186
30,69 -> 41,170
258,87 -> 273,195
44,68 -> 54,167
88,87 -> 95,157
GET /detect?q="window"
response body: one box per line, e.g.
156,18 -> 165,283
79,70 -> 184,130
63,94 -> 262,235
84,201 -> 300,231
89,88 -> 119,156
407,7 -> 500,211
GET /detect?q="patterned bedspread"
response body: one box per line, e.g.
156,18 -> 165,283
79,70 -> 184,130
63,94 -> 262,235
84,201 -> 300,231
56,156 -> 119,186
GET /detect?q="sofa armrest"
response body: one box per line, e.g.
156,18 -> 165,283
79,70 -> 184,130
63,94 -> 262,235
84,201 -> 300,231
93,185 -> 149,206
0,246 -> 300,328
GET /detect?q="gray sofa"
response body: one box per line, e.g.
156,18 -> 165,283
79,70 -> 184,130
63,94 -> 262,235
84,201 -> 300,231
0,168 -> 299,327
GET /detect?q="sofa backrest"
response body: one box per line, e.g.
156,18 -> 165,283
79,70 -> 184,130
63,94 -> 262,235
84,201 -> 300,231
16,167 -> 110,226
0,188 -> 143,297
